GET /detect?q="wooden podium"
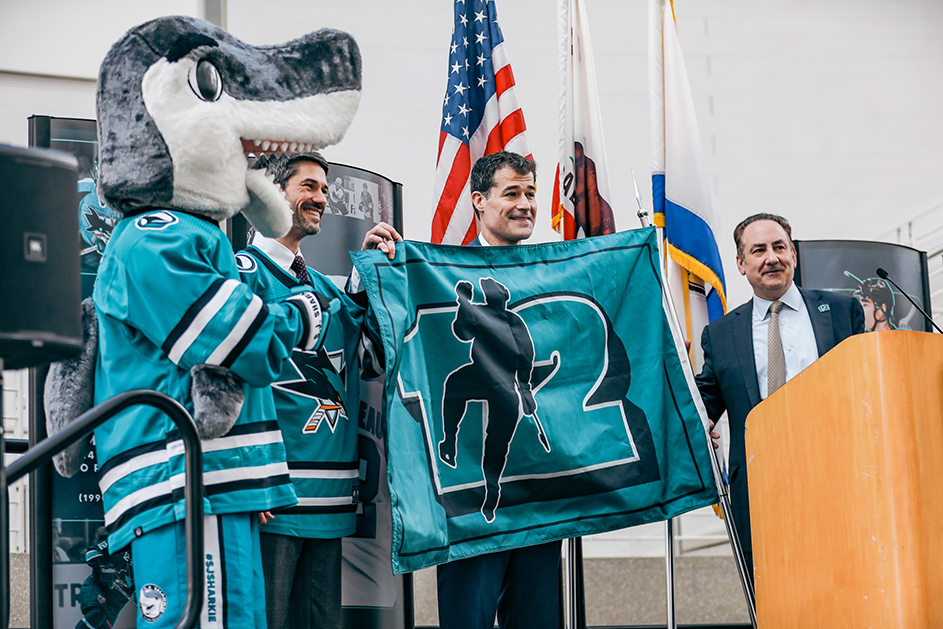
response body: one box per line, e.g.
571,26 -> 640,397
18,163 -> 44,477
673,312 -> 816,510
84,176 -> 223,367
746,330 -> 943,628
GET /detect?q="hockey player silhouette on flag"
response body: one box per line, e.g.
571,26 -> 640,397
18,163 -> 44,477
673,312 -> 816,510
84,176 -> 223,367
438,278 -> 551,522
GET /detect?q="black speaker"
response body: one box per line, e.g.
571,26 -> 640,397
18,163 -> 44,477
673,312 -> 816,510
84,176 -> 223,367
0,144 -> 82,369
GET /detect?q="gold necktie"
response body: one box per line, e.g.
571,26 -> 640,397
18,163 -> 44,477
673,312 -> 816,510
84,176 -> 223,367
767,300 -> 786,394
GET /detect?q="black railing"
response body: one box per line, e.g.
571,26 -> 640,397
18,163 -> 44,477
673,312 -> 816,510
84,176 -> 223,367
2,389 -> 204,629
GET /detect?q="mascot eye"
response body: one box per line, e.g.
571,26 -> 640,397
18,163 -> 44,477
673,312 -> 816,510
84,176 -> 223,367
188,59 -> 222,102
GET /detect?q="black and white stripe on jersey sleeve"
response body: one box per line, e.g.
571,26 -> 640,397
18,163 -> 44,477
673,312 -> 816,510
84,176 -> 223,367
161,278 -> 268,368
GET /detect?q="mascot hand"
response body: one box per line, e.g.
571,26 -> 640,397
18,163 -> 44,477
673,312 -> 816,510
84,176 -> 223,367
286,291 -> 331,350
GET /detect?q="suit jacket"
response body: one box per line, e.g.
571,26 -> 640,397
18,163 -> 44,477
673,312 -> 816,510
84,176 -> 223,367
695,287 -> 865,556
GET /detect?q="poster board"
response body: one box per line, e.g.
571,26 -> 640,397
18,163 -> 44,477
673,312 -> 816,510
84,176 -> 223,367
28,115 -> 133,628
794,239 -> 932,333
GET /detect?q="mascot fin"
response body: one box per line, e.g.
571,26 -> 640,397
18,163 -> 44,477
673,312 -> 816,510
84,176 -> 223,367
190,364 -> 244,440
44,298 -> 97,478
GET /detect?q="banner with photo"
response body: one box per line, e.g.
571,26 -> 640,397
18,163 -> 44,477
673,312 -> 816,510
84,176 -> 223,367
303,163 -> 401,285
28,115 -> 131,629
794,239 -> 932,333
351,227 -> 719,574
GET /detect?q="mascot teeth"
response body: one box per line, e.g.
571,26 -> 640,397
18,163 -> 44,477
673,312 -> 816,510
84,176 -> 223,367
240,139 -> 305,156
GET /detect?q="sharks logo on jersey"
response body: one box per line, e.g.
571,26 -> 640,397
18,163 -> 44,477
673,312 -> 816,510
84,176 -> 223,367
139,583 -> 167,621
274,348 -> 349,434
78,174 -> 120,271
302,400 -> 348,434
352,228 -> 719,573
135,210 -> 179,231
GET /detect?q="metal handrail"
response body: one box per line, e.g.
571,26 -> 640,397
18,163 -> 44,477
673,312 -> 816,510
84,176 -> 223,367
2,389 -> 204,629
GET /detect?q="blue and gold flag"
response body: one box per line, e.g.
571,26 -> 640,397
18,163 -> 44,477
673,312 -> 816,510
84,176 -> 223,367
351,227 -> 718,573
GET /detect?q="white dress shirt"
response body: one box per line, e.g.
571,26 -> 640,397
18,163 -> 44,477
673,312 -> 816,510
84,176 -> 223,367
251,231 -> 301,277
752,282 -> 819,399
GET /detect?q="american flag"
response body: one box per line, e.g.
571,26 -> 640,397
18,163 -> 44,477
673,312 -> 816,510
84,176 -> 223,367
431,0 -> 532,245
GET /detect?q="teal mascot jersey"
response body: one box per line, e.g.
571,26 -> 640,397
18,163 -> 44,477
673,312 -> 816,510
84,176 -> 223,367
42,14 -> 364,628
237,242 -> 363,539
93,211 -> 308,550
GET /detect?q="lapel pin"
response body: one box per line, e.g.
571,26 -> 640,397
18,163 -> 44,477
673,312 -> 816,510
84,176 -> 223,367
818,304 -> 830,312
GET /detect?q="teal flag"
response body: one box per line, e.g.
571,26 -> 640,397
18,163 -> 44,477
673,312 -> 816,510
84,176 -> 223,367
351,227 -> 719,574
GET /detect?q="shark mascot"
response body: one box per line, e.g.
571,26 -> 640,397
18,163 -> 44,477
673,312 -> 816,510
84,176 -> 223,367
44,16 -> 362,628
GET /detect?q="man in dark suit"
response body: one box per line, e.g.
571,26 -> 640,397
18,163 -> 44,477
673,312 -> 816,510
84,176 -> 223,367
436,151 -> 562,629
695,213 -> 864,581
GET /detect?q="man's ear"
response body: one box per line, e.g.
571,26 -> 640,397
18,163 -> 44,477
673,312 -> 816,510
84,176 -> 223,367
736,255 -> 746,276
471,190 -> 484,218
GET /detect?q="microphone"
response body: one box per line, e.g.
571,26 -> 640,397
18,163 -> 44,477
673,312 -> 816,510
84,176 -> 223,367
875,268 -> 942,333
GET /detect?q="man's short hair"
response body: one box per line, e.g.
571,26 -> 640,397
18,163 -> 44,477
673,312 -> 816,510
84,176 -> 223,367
252,152 -> 329,189
470,152 -> 536,197
733,213 -> 794,257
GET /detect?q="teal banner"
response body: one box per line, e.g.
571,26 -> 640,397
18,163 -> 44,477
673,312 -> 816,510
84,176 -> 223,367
351,228 -> 718,574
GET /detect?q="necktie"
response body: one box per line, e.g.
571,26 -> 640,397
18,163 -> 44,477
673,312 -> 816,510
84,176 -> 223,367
290,255 -> 310,285
767,300 -> 786,395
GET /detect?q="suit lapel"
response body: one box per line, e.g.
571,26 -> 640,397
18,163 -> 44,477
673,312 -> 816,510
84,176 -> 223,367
802,289 -> 833,357
733,301 -> 761,408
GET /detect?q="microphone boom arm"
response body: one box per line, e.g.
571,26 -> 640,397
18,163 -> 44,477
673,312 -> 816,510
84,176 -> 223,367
876,267 -> 942,334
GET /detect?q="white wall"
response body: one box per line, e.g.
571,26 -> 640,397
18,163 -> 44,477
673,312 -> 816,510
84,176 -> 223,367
0,1 -> 202,79
0,1 -> 204,149
2,1 -> 941,310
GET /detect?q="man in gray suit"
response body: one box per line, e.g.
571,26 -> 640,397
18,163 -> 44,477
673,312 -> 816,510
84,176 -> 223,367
695,213 -> 864,581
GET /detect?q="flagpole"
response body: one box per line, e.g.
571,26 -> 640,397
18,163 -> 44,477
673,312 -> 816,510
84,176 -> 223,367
663,262 -> 757,628
636,169 -> 757,627
665,518 -> 676,629
661,247 -> 757,628
561,537 -> 582,629
557,2 -> 590,626
637,168 -> 678,629
649,0 -> 754,621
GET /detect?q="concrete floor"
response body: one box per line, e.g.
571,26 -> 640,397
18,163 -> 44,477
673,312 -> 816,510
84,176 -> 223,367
411,556 -> 751,626
8,553 -> 29,628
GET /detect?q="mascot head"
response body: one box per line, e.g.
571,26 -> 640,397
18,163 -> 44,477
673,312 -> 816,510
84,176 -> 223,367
95,16 -> 361,237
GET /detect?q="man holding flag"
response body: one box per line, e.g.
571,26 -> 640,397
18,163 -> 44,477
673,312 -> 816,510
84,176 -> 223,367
436,152 -> 562,629
431,5 -> 558,623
